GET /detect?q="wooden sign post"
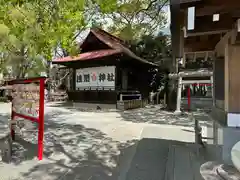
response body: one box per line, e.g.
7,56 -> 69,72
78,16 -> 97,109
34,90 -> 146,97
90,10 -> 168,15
9,77 -> 46,160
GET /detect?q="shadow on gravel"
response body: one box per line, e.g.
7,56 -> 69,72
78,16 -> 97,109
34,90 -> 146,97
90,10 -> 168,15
6,109 -> 138,180
47,101 -> 117,112
0,103 -> 221,180
119,106 -> 213,127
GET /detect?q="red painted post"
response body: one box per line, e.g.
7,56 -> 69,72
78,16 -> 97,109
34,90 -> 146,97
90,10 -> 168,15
38,78 -> 45,160
188,86 -> 191,111
9,77 -> 46,160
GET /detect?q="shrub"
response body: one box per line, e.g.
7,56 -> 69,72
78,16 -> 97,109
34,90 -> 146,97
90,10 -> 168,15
0,97 -> 8,102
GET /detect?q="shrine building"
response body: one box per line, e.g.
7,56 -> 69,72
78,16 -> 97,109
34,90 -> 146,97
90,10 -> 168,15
170,0 -> 240,164
52,28 -> 157,107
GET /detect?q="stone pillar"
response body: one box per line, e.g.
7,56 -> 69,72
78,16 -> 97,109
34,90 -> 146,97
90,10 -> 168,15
206,84 -> 212,97
174,77 -> 182,115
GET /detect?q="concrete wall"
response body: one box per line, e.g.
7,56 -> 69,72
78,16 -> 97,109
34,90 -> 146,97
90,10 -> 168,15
209,31 -> 240,165
208,117 -> 240,165
222,127 -> 240,164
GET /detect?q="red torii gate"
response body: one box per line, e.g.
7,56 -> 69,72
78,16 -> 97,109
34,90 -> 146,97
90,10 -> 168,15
169,69 -> 213,114
186,82 -> 212,111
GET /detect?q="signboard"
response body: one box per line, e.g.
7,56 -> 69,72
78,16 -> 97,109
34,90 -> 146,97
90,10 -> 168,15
76,66 -> 115,90
12,83 -> 40,118
10,77 -> 45,160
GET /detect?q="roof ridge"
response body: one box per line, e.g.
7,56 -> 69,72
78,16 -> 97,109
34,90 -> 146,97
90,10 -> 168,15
78,28 -> 158,66
91,28 -> 126,45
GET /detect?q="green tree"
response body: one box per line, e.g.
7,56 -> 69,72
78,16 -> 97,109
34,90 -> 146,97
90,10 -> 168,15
101,0 -> 169,41
0,0 -> 119,78
129,33 -> 171,92
130,33 -> 171,63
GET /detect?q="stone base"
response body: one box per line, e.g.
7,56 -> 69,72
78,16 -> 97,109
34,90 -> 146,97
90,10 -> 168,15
217,164 -> 240,180
209,111 -> 240,164
173,110 -> 182,115
200,162 -> 240,180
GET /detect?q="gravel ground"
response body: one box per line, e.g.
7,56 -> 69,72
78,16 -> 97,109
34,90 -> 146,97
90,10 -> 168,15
0,102 -> 212,180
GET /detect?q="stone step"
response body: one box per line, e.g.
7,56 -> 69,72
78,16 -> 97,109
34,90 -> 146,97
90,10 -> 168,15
164,145 -> 174,180
189,146 -> 205,180
173,145 -> 193,180
165,145 -> 196,180
125,138 -> 169,180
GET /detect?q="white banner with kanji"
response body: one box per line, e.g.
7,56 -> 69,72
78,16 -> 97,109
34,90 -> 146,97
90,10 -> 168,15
75,66 -> 115,90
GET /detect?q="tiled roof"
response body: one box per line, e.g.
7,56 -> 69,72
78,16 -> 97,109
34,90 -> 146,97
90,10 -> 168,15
52,49 -> 121,63
53,28 -> 157,66
90,28 -> 157,66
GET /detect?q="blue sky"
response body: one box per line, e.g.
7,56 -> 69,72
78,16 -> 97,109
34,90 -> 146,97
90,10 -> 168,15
161,5 -> 171,35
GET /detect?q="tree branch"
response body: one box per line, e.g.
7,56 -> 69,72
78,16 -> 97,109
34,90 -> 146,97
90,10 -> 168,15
135,0 -> 158,15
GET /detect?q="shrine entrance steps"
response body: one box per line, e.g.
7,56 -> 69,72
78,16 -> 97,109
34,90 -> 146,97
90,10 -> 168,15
124,137 -> 221,180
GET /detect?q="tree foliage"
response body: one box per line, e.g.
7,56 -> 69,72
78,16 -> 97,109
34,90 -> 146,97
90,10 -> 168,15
130,33 -> 171,63
101,0 -> 169,41
127,33 -> 171,92
0,0 -> 119,78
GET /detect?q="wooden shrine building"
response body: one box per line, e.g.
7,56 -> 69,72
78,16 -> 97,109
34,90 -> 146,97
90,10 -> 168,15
52,28 -> 157,106
170,0 -> 240,164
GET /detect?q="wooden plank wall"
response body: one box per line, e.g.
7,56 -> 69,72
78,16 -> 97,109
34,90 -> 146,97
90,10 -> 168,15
228,45 -> 240,113
214,57 -> 225,109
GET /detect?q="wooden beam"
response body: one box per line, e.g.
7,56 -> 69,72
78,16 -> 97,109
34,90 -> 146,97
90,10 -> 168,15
187,29 -> 228,37
195,1 -> 240,17
232,10 -> 240,18
196,5 -> 225,16
180,0 -> 202,9
185,50 -> 214,55
184,35 -> 220,52
186,14 -> 234,36
182,53 -> 186,67
169,70 -> 213,79
180,0 -> 202,4
184,47 -> 216,53
215,29 -> 236,54
224,42 -> 229,111
190,51 -> 211,59
170,0 -> 181,72
182,80 -> 212,84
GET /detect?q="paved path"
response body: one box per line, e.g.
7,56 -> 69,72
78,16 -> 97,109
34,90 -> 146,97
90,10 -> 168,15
0,103 -> 220,180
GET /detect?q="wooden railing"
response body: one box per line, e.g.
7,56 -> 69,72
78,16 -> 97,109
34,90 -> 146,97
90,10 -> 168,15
116,99 -> 148,110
